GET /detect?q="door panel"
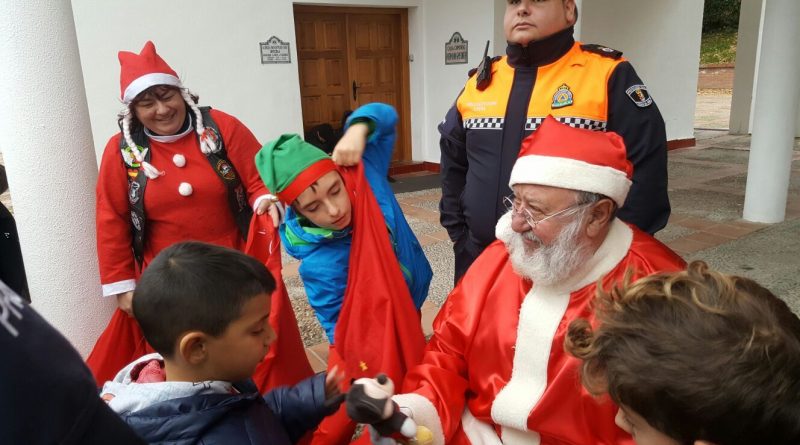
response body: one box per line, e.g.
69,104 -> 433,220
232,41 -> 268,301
294,6 -> 411,162
347,13 -> 405,162
294,12 -> 350,129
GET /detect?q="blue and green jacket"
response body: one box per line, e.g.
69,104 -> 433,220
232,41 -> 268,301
280,102 -> 432,344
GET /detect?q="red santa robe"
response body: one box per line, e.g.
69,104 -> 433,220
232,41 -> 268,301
89,109 -> 311,388
396,215 -> 686,445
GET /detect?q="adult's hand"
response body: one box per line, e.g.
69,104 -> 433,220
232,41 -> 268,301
332,122 -> 369,166
116,291 -> 134,317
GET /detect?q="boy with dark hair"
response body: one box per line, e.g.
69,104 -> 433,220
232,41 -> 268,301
101,241 -> 343,444
566,260 -> 800,445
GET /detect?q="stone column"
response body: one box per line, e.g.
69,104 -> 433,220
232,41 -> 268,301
742,0 -> 800,223
0,0 -> 113,356
729,0 -> 765,135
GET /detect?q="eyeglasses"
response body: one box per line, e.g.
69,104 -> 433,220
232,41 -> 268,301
502,195 -> 587,229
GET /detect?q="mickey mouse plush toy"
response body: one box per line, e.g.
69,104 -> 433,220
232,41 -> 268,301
346,374 -> 433,445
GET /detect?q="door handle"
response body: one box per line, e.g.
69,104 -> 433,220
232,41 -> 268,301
352,81 -> 359,101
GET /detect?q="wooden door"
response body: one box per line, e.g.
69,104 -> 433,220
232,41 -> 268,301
294,6 -> 411,162
294,11 -> 350,136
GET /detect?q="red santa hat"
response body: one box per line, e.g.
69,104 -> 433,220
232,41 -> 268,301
117,41 -> 220,180
509,116 -> 633,207
118,41 -> 182,104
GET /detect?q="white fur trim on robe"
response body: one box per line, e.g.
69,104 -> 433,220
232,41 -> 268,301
394,393 -> 446,445
102,279 -> 136,297
491,219 -> 632,442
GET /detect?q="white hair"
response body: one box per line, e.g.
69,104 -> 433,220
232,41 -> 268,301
502,204 -> 594,286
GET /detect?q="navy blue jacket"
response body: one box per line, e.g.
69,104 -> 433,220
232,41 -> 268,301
0,280 -> 145,445
439,27 -> 669,276
121,375 -> 334,445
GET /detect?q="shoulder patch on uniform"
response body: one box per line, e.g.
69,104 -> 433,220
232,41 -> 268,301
625,84 -> 653,108
581,44 -> 623,59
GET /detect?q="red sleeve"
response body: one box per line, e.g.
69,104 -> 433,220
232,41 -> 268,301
398,243 -> 521,444
95,134 -> 136,286
399,291 -> 471,438
210,110 -> 270,207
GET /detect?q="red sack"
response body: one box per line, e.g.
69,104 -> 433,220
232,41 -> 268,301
247,213 -> 315,392
87,214 -> 313,390
333,164 -> 426,384
86,309 -> 153,385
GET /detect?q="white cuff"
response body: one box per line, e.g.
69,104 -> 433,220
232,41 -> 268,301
393,393 -> 445,445
102,279 -> 136,297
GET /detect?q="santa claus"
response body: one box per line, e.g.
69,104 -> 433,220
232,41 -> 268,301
388,116 -> 686,445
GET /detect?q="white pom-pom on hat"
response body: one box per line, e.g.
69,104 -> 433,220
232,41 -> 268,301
178,182 -> 193,196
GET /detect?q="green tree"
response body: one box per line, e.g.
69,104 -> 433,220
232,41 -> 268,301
703,0 -> 742,32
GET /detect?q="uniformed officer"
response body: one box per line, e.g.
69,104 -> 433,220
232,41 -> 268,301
440,0 -> 670,282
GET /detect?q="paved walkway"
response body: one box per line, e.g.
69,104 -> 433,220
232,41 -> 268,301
694,92 -> 732,129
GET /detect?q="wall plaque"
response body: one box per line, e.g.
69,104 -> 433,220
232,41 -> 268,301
445,32 -> 468,65
260,36 -> 291,64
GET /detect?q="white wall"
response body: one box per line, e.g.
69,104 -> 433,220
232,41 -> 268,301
421,0 -> 495,162
580,0 -> 703,141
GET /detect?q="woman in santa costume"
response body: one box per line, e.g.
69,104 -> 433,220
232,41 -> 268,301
87,41 -> 290,385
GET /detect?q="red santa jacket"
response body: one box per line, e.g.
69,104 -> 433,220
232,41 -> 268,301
96,109 -> 268,295
396,217 -> 686,445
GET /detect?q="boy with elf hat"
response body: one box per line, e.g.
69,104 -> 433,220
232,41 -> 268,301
256,102 -> 432,444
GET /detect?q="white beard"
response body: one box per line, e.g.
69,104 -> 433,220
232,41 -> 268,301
496,210 -> 592,286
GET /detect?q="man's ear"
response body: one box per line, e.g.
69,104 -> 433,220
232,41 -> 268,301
178,331 -> 209,366
585,199 -> 615,238
564,0 -> 578,25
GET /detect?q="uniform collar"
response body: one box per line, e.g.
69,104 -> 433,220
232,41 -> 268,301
506,26 -> 575,68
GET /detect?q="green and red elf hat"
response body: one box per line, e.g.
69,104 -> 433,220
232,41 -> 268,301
255,134 -> 337,204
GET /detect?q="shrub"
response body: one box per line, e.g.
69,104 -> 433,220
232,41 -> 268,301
703,0 -> 742,33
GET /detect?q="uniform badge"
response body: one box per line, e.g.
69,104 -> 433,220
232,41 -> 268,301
216,159 -> 236,181
200,127 -> 222,153
130,211 -> 142,231
625,84 -> 653,108
128,181 -> 141,205
551,84 -> 574,109
121,145 -> 146,168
